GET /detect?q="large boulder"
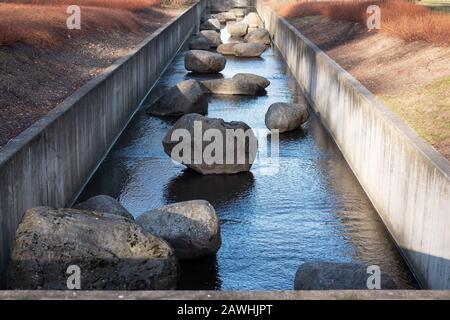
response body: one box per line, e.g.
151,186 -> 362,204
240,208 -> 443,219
162,113 -> 258,175
200,18 -> 221,31
146,79 -> 207,117
189,34 -> 211,50
200,30 -> 222,48
294,262 -> 397,290
7,207 -> 178,290
217,43 -> 237,55
244,12 -> 262,28
184,50 -> 226,74
136,200 -> 221,260
74,195 -> 133,220
227,22 -> 249,37
265,102 -> 308,133
245,28 -> 271,45
233,43 -> 266,57
201,73 -> 270,96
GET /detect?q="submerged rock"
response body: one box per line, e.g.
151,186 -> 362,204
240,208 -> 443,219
74,195 -> 133,220
233,43 -> 266,57
265,102 -> 308,133
294,262 -> 397,290
200,73 -> 270,96
200,30 -> 222,48
136,200 -> 221,260
7,207 -> 178,290
162,113 -> 258,175
245,28 -> 271,45
184,50 -> 226,74
227,22 -> 249,37
146,79 -> 207,117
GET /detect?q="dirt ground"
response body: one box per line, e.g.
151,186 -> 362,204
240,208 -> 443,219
0,5 -> 181,149
286,15 -> 450,160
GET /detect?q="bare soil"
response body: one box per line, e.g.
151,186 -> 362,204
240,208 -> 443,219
0,6 -> 181,149
288,15 -> 450,160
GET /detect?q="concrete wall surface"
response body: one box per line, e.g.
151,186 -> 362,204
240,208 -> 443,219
0,0 -> 207,284
255,0 -> 450,289
0,290 -> 449,300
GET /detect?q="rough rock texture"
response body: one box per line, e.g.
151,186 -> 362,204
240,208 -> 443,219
245,29 -> 271,45
146,79 -> 207,116
185,50 -> 226,74
200,73 -> 270,96
189,34 -> 211,50
217,43 -> 238,55
294,262 -> 397,290
228,36 -> 246,44
227,22 -> 249,37
7,207 -> 178,290
223,11 -> 236,21
200,30 -> 223,48
233,43 -> 266,57
200,18 -> 221,31
136,200 -> 221,260
265,102 -> 308,133
162,113 -> 258,175
248,27 -> 259,34
74,195 -> 134,220
245,12 -> 262,28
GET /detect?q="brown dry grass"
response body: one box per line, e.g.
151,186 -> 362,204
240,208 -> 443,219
0,3 -> 144,47
2,0 -> 160,11
278,0 -> 450,45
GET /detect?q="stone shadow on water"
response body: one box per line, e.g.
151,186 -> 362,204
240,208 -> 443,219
164,170 -> 255,209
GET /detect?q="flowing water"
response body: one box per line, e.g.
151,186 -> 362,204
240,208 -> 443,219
78,28 -> 418,290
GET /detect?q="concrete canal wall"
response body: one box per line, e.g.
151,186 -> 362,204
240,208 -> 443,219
255,0 -> 450,289
0,0 -> 208,284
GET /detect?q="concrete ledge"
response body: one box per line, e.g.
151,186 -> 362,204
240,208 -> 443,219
0,290 -> 449,300
0,0 -> 207,284
255,1 -> 450,289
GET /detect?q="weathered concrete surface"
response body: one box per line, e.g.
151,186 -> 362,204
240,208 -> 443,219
0,0 -> 208,286
256,0 -> 450,289
0,290 -> 449,300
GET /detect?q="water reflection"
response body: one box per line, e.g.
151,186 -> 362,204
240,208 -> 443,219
164,171 -> 255,209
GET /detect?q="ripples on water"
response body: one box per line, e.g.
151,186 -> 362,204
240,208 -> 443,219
78,29 -> 418,290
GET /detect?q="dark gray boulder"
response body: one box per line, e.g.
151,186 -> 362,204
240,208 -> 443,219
233,43 -> 266,57
200,73 -> 270,96
189,34 -> 211,50
136,200 -> 221,260
244,28 -> 271,45
200,30 -> 222,48
162,113 -> 258,175
7,207 -> 178,290
74,195 -> 133,220
146,79 -> 207,116
265,102 -> 308,133
185,50 -> 226,74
